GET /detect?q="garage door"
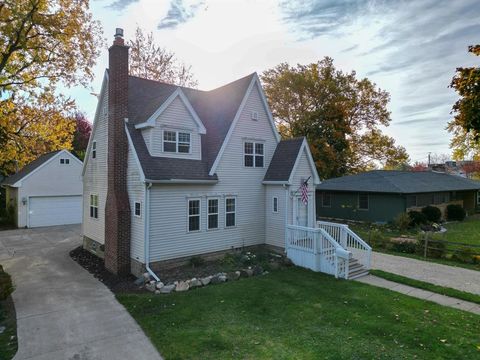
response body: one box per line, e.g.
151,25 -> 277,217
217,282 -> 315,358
29,196 -> 82,228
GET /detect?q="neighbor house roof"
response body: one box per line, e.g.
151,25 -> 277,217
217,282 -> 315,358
264,138 -> 305,182
2,150 -> 62,186
125,73 -> 256,181
316,170 -> 480,194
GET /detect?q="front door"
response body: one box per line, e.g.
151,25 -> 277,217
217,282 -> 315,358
296,197 -> 308,227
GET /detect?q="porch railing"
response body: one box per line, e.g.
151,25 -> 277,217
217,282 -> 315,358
286,225 -> 350,279
317,221 -> 372,270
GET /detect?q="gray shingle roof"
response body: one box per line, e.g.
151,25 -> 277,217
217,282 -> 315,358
263,138 -> 304,182
2,151 -> 62,186
126,73 -> 255,180
316,170 -> 480,194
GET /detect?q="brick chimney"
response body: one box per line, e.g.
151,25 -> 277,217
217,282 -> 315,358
104,28 -> 131,276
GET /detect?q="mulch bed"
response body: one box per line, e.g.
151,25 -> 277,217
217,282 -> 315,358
70,246 -> 145,294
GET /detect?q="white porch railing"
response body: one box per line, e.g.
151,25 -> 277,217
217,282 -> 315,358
286,225 -> 351,279
317,221 -> 372,270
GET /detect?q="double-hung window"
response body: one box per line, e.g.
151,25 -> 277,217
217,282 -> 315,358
225,197 -> 236,227
134,202 -> 141,217
163,130 -> 191,153
188,199 -> 200,232
90,194 -> 98,219
273,196 -> 278,213
207,198 -> 219,230
92,141 -> 97,159
244,141 -> 264,167
358,194 -> 369,210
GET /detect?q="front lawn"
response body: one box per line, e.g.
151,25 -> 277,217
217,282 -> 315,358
443,216 -> 480,246
118,268 -> 480,359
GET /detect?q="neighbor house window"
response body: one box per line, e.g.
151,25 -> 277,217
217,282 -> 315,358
225,197 -> 236,227
60,158 -> 70,164
207,198 -> 219,230
358,194 -> 369,210
163,130 -> 191,153
92,141 -> 97,159
322,192 -> 331,207
273,196 -> 278,213
407,195 -> 417,207
188,199 -> 200,232
134,202 -> 141,217
244,141 -> 264,167
90,194 -> 98,219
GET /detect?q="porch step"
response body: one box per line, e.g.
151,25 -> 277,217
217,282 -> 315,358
348,258 -> 369,280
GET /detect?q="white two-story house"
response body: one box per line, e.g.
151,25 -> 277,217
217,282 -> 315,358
82,29 -> 322,278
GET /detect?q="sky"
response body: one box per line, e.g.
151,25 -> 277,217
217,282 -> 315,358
69,0 -> 480,163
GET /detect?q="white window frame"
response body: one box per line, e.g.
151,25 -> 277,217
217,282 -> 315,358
243,141 -> 264,168
187,198 -> 201,232
207,198 -> 219,230
134,201 -> 142,218
90,194 -> 98,219
225,197 -> 236,228
60,158 -> 69,165
163,130 -> 191,154
92,141 -> 97,159
322,192 -> 331,208
272,196 -> 278,213
358,194 -> 369,211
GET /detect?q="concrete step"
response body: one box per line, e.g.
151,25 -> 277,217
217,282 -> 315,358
349,270 -> 369,280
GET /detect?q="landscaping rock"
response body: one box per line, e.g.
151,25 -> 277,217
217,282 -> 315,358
155,281 -> 164,290
154,290 -> 161,295
227,271 -> 240,281
200,276 -> 212,286
252,265 -> 263,276
189,278 -> 202,288
175,281 -> 190,292
0,326 -> 5,334
134,277 -> 145,286
160,284 -> 175,294
211,273 -> 227,284
145,282 -> 156,292
240,269 -> 253,278
142,272 -> 151,282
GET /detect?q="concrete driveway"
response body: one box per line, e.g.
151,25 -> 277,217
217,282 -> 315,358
0,225 -> 162,360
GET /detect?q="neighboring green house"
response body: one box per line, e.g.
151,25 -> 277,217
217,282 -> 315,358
316,170 -> 480,223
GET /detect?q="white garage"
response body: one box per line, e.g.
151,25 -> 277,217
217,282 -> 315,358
29,196 -> 82,228
2,150 -> 83,228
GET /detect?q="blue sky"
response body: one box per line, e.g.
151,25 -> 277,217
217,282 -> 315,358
70,0 -> 480,163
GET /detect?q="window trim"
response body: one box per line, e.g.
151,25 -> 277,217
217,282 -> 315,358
322,192 -> 331,208
207,197 -> 219,230
272,196 -> 278,213
134,201 -> 142,218
225,197 -> 236,228
187,198 -> 201,232
358,193 -> 369,211
89,194 -> 99,219
162,129 -> 192,154
243,141 -> 264,168
92,141 -> 97,159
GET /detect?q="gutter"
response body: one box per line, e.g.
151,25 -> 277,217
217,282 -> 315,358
145,179 -> 218,184
144,182 -> 160,281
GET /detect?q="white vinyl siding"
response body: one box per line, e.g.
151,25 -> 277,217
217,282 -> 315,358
146,97 -> 201,159
265,185 -> 286,248
147,83 -> 280,262
83,79 -> 108,244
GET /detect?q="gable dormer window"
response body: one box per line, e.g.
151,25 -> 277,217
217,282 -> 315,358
163,130 -> 191,153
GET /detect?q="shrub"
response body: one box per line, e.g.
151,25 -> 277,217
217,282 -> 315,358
0,265 -> 14,300
394,213 -> 411,230
421,205 -> 442,223
452,248 -> 478,264
416,234 -> 446,259
391,240 -> 417,254
368,229 -> 387,249
408,210 -> 427,227
446,204 -> 466,221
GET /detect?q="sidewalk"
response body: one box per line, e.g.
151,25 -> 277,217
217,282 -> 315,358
372,252 -> 480,295
357,275 -> 480,315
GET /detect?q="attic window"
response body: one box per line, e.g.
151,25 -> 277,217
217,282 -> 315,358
244,141 -> 264,168
60,158 -> 70,165
163,130 -> 190,153
251,111 -> 258,121
92,141 -> 97,159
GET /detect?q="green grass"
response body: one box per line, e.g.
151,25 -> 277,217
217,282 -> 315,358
0,297 -> 17,360
443,217 -> 480,247
370,269 -> 480,305
117,268 -> 480,359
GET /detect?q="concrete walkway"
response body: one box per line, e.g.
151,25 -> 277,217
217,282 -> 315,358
0,225 -> 162,360
357,275 -> 480,315
372,252 -> 480,295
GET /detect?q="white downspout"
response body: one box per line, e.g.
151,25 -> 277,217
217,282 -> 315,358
144,182 -> 160,281
284,184 -> 288,250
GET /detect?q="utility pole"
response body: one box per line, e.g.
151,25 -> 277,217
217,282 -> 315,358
427,152 -> 431,166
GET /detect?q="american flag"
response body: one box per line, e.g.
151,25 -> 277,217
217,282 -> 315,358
300,179 -> 309,205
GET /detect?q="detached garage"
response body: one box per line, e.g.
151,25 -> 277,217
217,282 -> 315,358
2,150 -> 83,228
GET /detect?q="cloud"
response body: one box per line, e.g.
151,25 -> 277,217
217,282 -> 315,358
158,0 -> 205,30
107,0 -> 139,11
